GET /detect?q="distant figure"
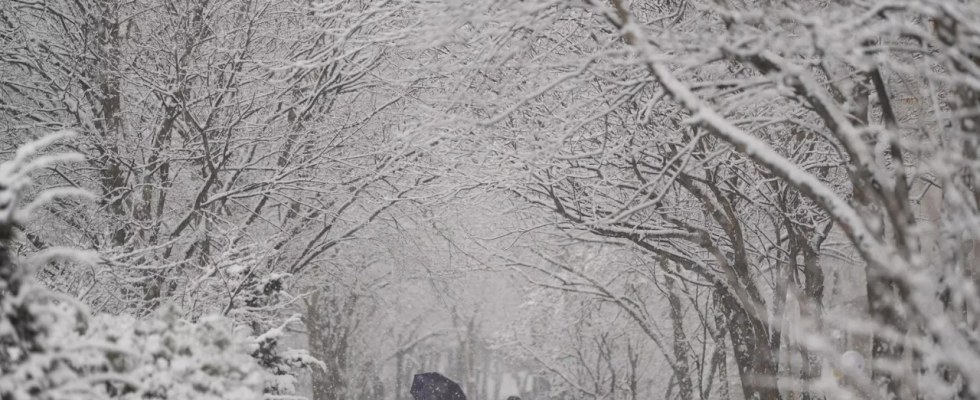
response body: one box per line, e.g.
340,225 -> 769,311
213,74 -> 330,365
832,350 -> 870,398
832,350 -> 866,380
840,350 -> 865,373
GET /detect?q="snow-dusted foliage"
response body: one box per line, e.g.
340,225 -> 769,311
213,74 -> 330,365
0,132 -> 105,399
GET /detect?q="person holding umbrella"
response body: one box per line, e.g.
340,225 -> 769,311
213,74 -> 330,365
411,372 -> 468,400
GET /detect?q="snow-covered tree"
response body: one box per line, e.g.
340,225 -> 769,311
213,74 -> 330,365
418,0 -> 980,399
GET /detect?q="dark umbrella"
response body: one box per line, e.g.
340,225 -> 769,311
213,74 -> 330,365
411,372 -> 468,400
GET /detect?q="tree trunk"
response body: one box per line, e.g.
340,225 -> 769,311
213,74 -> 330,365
798,239 -> 826,400
718,288 -> 782,400
667,276 -> 694,400
304,290 -> 351,400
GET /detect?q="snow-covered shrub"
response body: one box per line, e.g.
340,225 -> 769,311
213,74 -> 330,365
82,306 -> 265,400
240,279 -> 322,396
250,314 -> 323,395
